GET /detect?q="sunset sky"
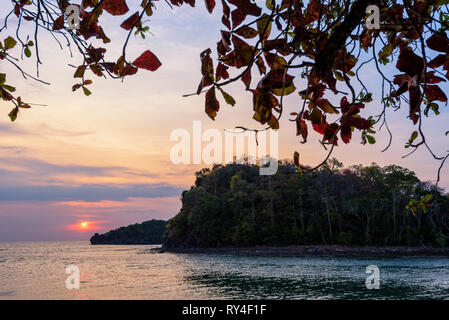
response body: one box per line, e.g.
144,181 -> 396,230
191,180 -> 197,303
0,1 -> 448,241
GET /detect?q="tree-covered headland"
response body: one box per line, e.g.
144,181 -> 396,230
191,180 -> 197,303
91,219 -> 168,244
164,159 -> 449,248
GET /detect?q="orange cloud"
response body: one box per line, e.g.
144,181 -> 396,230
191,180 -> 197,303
58,200 -> 128,208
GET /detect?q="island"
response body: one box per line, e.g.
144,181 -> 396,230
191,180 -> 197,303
90,219 -> 168,245
91,159 -> 449,256
161,159 -> 449,255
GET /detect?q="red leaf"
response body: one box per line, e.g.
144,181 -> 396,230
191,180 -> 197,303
221,0 -> 231,29
409,85 -> 421,124
231,10 -> 246,28
52,15 -> 65,30
426,33 -> 449,53
296,118 -> 308,143
133,50 -> 161,71
340,96 -> 364,115
312,123 -> 327,135
14,4 -> 20,17
264,39 -> 289,55
428,54 -> 447,69
0,88 -> 14,101
241,69 -> 251,88
258,69 -> 294,91
228,0 -> 262,28
102,0 -> 129,16
216,63 -> 229,81
425,71 -> 446,84
324,123 -> 339,145
393,74 -> 411,85
223,35 -> 253,69
424,85 -> 447,102
304,0 -> 324,25
205,87 -> 220,120
197,49 -> 214,94
82,0 -> 96,9
394,82 -> 409,97
349,117 -> 372,130
340,124 -> 352,144
86,46 -> 106,64
79,12 -> 110,43
122,64 -> 138,76
120,12 -> 140,30
396,47 -> 424,77
204,0 -> 216,13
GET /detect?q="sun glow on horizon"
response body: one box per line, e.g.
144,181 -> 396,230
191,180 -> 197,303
80,221 -> 89,229
66,220 -> 102,232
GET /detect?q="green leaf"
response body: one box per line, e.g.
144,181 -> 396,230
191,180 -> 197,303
218,88 -> 235,106
346,70 -> 355,77
334,71 -> 344,81
257,14 -> 271,39
271,81 -> 296,96
8,107 -> 18,122
366,135 -> 376,144
4,36 -> 17,50
74,66 -> 87,78
364,93 -> 373,102
267,114 -> 279,129
24,46 -> 31,58
409,131 -> 418,143
424,103 -> 440,116
0,84 -> 15,92
379,43 -> 394,62
82,86 -> 92,96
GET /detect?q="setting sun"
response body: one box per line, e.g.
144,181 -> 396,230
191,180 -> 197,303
79,222 -> 89,229
65,220 -> 104,232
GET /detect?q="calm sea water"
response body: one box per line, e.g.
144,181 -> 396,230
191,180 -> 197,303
0,241 -> 448,299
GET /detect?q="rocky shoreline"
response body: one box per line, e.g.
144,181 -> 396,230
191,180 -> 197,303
150,245 -> 449,257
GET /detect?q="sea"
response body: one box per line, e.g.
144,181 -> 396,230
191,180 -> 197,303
0,241 -> 448,299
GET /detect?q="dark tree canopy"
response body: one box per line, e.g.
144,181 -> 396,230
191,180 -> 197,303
90,219 -> 168,244
164,160 -> 449,248
1,0 -> 449,179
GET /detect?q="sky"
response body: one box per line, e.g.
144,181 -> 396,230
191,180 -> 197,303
0,1 -> 448,241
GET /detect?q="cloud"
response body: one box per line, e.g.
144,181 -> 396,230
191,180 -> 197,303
0,197 -> 181,241
0,156 -> 160,181
0,122 -> 91,137
0,183 -> 184,202
0,156 -> 186,202
0,123 -> 28,135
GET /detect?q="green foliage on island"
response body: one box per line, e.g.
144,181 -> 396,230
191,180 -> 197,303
90,219 -> 168,245
164,159 -> 449,248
